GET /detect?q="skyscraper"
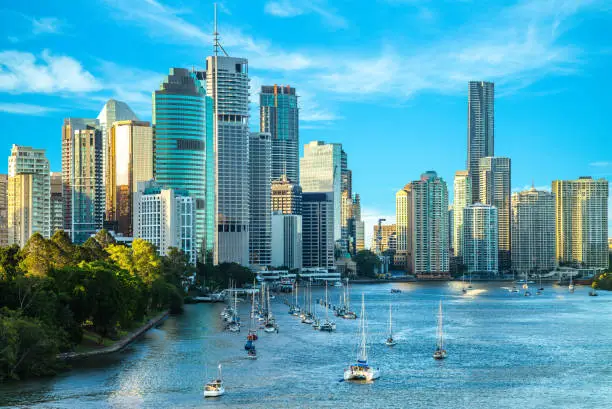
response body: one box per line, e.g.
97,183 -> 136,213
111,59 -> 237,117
271,212 -> 302,270
204,56 -> 250,265
68,126 -> 104,243
0,174 -> 7,247
467,81 -> 494,204
411,171 -> 449,275
153,68 -> 213,259
271,175 -> 302,215
372,224 -> 397,254
260,85 -> 299,183
302,192 -> 335,269
552,177 -> 608,268
300,141 -> 342,241
463,203 -> 498,275
62,118 -> 98,239
453,170 -> 472,258
7,145 -> 51,246
511,188 -> 556,273
249,132 -> 272,267
133,181 -> 197,265
479,156 -> 511,271
105,120 -> 153,236
97,99 -> 139,188
50,172 -> 63,236
395,184 -> 413,271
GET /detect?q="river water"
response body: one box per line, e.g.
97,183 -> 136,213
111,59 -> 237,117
2,282 -> 612,408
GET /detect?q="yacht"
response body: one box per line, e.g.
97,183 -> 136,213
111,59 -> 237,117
203,364 -> 225,398
385,303 -> 397,347
433,301 -> 447,360
344,294 -> 381,381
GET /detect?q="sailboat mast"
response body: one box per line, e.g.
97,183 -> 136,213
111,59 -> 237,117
325,281 -> 329,321
389,303 -> 393,336
437,301 -> 444,349
359,293 -> 367,362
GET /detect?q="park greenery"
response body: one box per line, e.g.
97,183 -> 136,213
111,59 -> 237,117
353,250 -> 381,278
0,230 -> 191,382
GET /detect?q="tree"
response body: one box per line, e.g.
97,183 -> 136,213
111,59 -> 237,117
217,263 -> 255,288
162,247 -> 193,289
353,250 -> 381,278
132,239 -> 162,285
93,229 -> 116,249
0,244 -> 22,280
107,244 -> 134,273
82,237 -> 107,261
19,233 -> 53,277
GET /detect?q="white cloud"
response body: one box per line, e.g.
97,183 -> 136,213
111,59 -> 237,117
0,102 -> 59,115
31,17 -> 62,35
590,161 -> 612,167
0,50 -> 101,94
264,0 -> 348,28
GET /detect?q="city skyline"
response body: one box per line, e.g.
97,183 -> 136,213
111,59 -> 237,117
1,1 -> 612,247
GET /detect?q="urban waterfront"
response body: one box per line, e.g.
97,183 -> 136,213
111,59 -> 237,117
2,283 -> 611,409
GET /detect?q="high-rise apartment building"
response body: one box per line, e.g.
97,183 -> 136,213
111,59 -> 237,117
0,174 -> 7,246
372,224 -> 397,254
249,132 -> 272,267
105,120 -> 153,236
453,170 -> 471,258
7,145 -> 51,246
271,175 -> 302,215
395,184 -> 413,270
61,118 -> 98,240
50,172 -> 63,236
260,85 -> 299,184
154,68 -> 213,259
463,203 -> 498,274
300,141 -> 342,242
302,192 -> 335,269
411,171 -> 449,274
133,181 -> 197,264
204,56 -> 250,265
271,212 -> 302,270
355,220 -> 365,252
553,177 -> 609,268
479,156 -> 511,271
511,188 -> 556,273
97,99 -> 139,187
467,81 -> 494,204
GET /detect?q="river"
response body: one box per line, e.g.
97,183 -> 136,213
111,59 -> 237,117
1,282 -> 611,408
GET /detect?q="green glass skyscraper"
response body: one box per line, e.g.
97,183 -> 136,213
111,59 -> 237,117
153,68 -> 214,258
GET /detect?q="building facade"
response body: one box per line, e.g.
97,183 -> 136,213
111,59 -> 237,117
479,156 -> 511,271
106,120 -> 153,236
260,85 -> 299,184
411,171 -> 449,275
7,145 -> 51,246
97,99 -> 139,187
271,212 -> 302,270
133,181 -> 197,265
271,175 -> 302,215
302,192 -> 335,269
395,184 -> 413,271
249,132 -> 272,267
467,81 -> 494,204
154,68 -> 213,259
372,224 -> 397,254
553,177 -> 609,268
300,141 -> 342,242
462,203 -> 498,274
50,172 -> 63,236
204,56 -> 250,265
0,174 -> 7,246
453,170 -> 472,258
511,188 -> 556,273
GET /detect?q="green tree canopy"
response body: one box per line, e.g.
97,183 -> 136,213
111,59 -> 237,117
353,250 -> 381,278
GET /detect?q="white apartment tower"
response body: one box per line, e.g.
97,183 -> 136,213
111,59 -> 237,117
463,203 -> 498,274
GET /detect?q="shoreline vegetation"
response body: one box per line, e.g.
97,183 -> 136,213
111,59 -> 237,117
0,230 -> 189,382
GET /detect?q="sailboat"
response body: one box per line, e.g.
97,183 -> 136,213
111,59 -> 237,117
227,286 -> 241,332
301,282 -> 314,324
385,303 -> 397,346
247,289 -> 258,341
523,272 -> 531,296
292,281 -> 300,316
538,273 -> 544,291
568,274 -> 575,293
433,301 -> 447,360
319,281 -> 336,332
344,294 -> 380,381
264,286 -> 278,333
461,273 -> 467,294
342,278 -> 357,319
203,364 -> 225,397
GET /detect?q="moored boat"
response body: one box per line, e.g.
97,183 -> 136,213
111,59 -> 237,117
203,364 -> 225,398
433,301 -> 447,360
344,294 -> 380,381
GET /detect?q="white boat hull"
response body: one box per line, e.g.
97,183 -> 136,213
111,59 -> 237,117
264,326 -> 276,333
343,367 -> 380,381
203,386 -> 225,397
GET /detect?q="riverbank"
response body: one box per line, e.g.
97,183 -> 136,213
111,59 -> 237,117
58,310 -> 169,361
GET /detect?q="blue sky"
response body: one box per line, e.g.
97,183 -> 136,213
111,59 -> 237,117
1,0 -> 611,245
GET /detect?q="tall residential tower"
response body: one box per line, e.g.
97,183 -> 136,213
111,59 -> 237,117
467,81 -> 494,204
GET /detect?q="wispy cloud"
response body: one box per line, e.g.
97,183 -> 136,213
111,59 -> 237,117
31,17 -> 63,35
0,102 -> 59,116
0,50 -> 101,94
590,161 -> 612,167
264,0 -> 348,28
